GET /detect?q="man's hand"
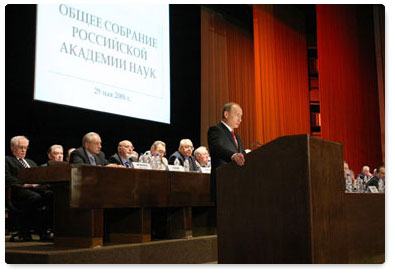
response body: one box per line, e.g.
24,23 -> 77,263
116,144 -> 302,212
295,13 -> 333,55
231,153 -> 245,166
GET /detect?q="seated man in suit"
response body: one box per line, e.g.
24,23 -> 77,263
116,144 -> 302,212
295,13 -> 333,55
208,102 -> 246,201
108,140 -> 137,168
366,166 -> 385,192
168,139 -> 200,171
150,140 -> 169,170
5,136 -> 53,240
194,146 -> 210,168
41,144 -> 64,166
69,132 -> 120,167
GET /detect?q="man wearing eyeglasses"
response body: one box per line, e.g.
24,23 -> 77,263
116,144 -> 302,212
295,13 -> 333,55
168,139 -> 200,171
109,140 -> 138,168
5,135 -> 53,241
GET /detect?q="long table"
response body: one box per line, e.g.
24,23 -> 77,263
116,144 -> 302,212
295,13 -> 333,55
18,164 -> 214,247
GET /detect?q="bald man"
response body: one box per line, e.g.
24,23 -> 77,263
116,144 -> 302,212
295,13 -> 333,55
109,140 -> 138,168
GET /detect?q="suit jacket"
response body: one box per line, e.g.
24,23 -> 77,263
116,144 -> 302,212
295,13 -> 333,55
69,147 -> 109,166
207,122 -> 245,201
168,151 -> 200,171
5,156 -> 37,187
366,176 -> 380,191
108,153 -> 137,166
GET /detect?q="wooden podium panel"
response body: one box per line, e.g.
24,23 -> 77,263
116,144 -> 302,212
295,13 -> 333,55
216,135 -> 349,263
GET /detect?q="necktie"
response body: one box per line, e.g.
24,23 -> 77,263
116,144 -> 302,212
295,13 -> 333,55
18,158 -> 29,168
89,155 -> 96,165
125,161 -> 131,168
231,131 -> 239,149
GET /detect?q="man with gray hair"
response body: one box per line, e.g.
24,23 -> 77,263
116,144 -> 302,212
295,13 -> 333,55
168,139 -> 200,171
5,135 -> 53,240
194,146 -> 210,168
69,132 -> 119,167
41,144 -> 64,166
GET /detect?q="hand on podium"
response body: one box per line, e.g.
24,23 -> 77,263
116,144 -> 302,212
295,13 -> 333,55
231,153 -> 245,166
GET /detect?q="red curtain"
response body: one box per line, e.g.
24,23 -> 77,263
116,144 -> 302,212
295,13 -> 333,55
316,5 -> 383,173
201,7 -> 256,147
253,5 -> 311,145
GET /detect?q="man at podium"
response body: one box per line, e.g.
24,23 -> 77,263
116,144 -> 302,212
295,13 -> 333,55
208,102 -> 246,201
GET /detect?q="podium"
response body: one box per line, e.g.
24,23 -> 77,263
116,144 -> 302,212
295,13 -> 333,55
216,134 -> 349,263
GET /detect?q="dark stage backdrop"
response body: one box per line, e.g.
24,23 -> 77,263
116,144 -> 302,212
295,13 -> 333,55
5,4 -> 201,164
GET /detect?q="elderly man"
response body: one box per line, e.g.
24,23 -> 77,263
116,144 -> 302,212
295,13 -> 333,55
109,140 -> 137,168
194,146 -> 210,168
5,136 -> 53,240
208,102 -> 246,201
168,139 -> 199,171
149,140 -> 169,170
42,144 -> 64,166
357,166 -> 373,180
69,132 -> 119,167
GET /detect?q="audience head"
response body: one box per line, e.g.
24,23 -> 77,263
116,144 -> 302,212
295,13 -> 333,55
344,161 -> 350,178
83,132 -> 102,155
10,136 -> 29,159
151,140 -> 166,159
222,102 -> 243,130
375,166 -> 385,180
178,139 -> 194,157
362,166 -> 371,176
194,146 -> 210,166
66,148 -> 75,162
117,140 -> 134,160
48,144 -> 64,162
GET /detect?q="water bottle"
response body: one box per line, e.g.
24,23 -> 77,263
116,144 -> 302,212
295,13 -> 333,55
378,178 -> 385,193
150,153 -> 155,168
144,152 -> 151,164
184,157 -> 190,172
174,157 -> 180,166
356,177 -> 363,193
156,154 -> 161,169
345,174 -> 353,192
138,153 -> 144,163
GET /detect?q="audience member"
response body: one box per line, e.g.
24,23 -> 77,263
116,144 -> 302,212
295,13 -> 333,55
168,139 -> 199,171
109,140 -> 137,168
366,166 -> 385,191
69,132 -> 119,167
357,166 -> 373,180
66,148 -> 75,163
5,136 -> 53,240
194,146 -> 210,168
42,144 -> 64,166
149,140 -> 169,170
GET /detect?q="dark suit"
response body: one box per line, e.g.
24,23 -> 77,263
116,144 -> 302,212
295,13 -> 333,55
207,122 -> 245,201
69,147 -> 109,166
366,176 -> 380,191
168,151 -> 200,171
5,156 -> 53,233
108,153 -> 137,167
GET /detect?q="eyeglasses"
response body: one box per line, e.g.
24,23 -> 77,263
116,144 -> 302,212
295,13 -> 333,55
122,145 -> 134,149
16,146 -> 28,150
184,145 -> 194,149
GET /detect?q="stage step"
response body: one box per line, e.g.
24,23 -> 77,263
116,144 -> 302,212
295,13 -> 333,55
5,235 -> 217,264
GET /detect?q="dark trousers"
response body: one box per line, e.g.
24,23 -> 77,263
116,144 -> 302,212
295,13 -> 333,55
11,186 -> 54,233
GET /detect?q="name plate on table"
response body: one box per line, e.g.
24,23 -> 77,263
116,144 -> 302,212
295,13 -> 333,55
200,167 -> 211,174
131,162 -> 152,170
168,165 -> 185,172
368,186 -> 379,193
